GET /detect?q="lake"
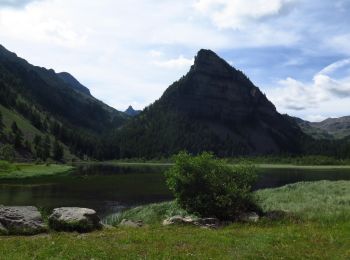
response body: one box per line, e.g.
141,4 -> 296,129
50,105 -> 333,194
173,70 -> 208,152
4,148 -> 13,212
0,163 -> 350,218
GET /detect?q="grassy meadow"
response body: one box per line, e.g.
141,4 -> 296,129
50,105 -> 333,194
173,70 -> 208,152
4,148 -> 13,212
0,161 -> 73,179
0,180 -> 349,259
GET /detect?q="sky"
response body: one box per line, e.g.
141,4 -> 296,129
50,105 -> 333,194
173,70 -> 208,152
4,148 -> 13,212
0,0 -> 350,122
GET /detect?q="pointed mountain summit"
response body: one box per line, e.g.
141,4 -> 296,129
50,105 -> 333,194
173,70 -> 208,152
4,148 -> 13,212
119,49 -> 304,158
57,72 -> 91,96
124,105 -> 141,116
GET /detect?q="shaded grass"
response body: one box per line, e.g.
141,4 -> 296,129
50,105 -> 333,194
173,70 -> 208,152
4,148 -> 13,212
0,163 -> 73,179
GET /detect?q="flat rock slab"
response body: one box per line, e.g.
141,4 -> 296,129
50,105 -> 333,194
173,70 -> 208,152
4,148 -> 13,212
0,206 -> 47,235
49,207 -> 102,232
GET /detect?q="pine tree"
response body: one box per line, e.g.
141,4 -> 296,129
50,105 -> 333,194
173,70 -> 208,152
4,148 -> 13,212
42,135 -> 51,160
33,134 -> 43,159
0,110 -> 4,131
53,139 -> 64,161
11,121 -> 23,148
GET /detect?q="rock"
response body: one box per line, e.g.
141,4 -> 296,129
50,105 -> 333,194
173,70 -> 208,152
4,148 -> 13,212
162,216 -> 196,226
0,206 -> 47,235
194,218 -> 221,228
238,212 -> 260,223
119,219 -> 143,228
49,207 -> 102,232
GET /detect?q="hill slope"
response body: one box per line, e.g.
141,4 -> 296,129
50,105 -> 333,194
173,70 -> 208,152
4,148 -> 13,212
118,49 -> 305,158
0,44 -> 128,160
294,116 -> 350,139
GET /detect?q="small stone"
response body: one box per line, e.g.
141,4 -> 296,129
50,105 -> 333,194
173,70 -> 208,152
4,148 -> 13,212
119,219 -> 143,228
49,207 -> 102,232
162,216 -> 195,226
194,217 -> 220,227
238,212 -> 260,223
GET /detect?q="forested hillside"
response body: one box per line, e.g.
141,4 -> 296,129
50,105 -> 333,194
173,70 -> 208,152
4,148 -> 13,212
0,44 -> 128,161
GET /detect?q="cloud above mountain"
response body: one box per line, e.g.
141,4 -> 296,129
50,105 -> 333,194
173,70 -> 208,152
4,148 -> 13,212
0,0 -> 39,8
0,0 -> 349,120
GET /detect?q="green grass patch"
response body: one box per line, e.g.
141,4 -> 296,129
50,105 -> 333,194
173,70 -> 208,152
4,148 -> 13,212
107,180 -> 350,226
256,180 -> 350,224
0,222 -> 349,259
0,162 -> 73,179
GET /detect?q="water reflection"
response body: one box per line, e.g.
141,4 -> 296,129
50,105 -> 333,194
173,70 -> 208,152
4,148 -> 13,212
0,164 -> 349,217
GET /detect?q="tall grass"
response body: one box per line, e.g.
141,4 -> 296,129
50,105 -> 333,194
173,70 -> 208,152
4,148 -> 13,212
104,201 -> 195,225
255,180 -> 350,224
106,180 -> 350,226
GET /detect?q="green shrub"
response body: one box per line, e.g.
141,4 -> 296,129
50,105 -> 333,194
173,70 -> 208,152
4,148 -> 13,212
166,152 -> 258,220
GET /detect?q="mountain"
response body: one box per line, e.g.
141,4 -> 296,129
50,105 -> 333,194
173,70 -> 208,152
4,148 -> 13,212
57,72 -> 91,96
124,106 -> 141,117
295,116 -> 350,139
0,44 -> 128,160
118,49 -> 305,158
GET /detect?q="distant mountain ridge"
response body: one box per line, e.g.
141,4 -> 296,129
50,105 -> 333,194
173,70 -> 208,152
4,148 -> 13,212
295,116 -> 350,139
118,49 -> 305,158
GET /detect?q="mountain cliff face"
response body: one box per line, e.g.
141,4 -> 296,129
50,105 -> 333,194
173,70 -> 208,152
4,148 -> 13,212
119,49 -> 305,158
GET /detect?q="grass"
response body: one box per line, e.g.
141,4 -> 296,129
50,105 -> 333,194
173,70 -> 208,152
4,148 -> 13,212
0,180 -> 349,258
107,180 -> 350,226
0,162 -> 73,179
256,180 -> 350,223
0,223 -> 349,259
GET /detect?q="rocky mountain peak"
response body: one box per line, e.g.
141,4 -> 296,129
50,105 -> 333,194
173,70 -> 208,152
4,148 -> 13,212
124,105 -> 141,117
191,49 -> 236,77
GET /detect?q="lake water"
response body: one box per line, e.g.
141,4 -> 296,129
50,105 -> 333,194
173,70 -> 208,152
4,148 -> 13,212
0,164 -> 349,218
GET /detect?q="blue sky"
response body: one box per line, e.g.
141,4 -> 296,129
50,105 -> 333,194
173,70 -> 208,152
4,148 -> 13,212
0,0 -> 349,121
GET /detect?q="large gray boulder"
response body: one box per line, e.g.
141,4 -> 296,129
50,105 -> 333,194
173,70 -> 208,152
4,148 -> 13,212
0,206 -> 47,235
49,207 -> 102,232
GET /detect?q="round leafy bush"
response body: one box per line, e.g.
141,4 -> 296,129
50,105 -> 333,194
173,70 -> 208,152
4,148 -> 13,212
166,152 -> 258,220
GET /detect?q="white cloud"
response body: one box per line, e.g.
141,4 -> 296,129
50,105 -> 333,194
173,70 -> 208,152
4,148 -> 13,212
152,55 -> 194,69
266,59 -> 350,116
194,0 -> 295,29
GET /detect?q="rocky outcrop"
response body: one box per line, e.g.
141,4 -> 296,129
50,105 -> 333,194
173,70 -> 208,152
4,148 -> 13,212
0,206 -> 47,235
48,207 -> 102,232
